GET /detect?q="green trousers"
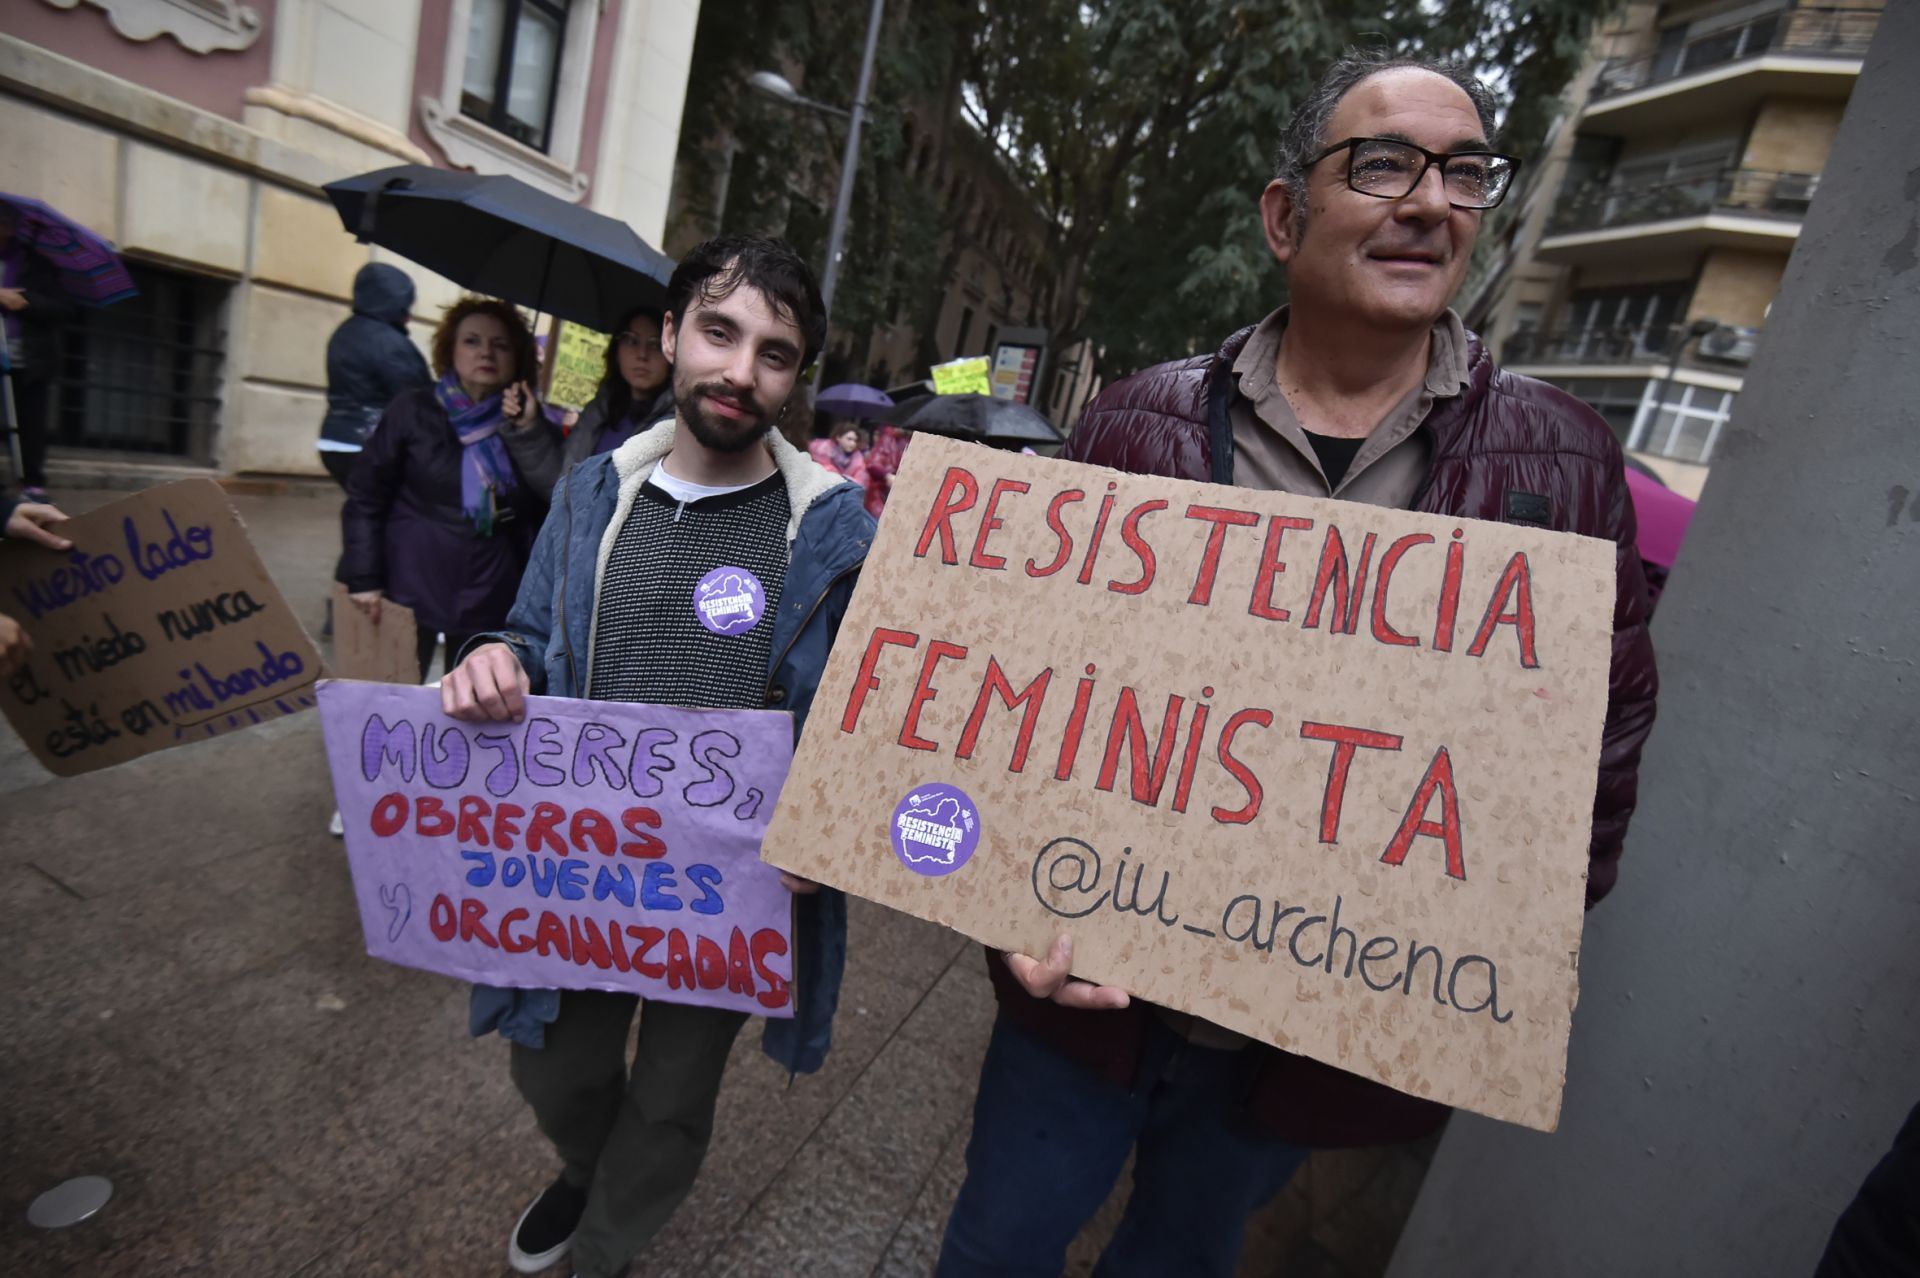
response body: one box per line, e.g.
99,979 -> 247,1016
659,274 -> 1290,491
510,989 -> 749,1278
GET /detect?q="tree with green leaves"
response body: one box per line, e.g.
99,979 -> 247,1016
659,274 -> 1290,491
666,0 -> 983,381
666,0 -> 1616,390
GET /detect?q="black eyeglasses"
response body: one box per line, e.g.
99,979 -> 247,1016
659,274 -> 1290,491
1308,137 -> 1520,210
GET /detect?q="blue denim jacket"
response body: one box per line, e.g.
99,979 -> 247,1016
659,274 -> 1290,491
465,421 -> 874,1075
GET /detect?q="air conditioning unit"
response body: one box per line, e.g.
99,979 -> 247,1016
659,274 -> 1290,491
1771,172 -> 1819,212
1697,324 -> 1758,364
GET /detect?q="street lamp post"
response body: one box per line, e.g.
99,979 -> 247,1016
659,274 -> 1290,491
749,0 -> 885,383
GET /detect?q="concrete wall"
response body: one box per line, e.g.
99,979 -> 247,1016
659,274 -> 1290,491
1742,95 -> 1846,173
1685,246 -> 1785,326
4,0 -> 277,121
589,0 -> 699,244
1612,118 -> 1743,168
1567,253 -> 1701,292
268,0 -> 421,135
1386,7 -> 1920,1273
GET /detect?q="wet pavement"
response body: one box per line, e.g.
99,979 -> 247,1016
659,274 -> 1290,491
0,485 -> 1430,1277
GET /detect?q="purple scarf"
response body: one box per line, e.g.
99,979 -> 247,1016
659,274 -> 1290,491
435,372 -> 519,536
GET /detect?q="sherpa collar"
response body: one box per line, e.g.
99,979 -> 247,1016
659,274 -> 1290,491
584,420 -> 855,691
607,419 -> 849,541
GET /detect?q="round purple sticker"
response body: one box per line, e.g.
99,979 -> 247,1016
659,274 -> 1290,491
891,784 -> 980,877
694,566 -> 766,635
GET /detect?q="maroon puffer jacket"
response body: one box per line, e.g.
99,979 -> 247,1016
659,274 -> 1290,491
985,324 -> 1658,1148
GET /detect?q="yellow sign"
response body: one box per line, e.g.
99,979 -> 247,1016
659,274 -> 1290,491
548,322 -> 609,411
931,357 -> 991,397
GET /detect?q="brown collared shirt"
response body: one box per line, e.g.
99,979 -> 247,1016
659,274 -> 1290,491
1162,307 -> 1471,1051
1229,307 -> 1473,507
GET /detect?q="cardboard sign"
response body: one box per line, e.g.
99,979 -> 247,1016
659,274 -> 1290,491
931,357 -> 991,397
0,480 -> 323,776
331,583 -> 419,685
318,681 -> 798,1015
762,437 -> 1615,1131
548,321 -> 610,411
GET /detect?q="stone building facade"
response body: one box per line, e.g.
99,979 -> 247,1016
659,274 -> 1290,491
0,0 -> 699,479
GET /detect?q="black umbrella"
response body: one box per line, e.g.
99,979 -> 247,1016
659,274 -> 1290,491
322,165 -> 674,332
899,393 -> 1062,447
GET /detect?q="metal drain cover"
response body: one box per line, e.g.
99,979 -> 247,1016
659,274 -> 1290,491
27,1176 -> 113,1229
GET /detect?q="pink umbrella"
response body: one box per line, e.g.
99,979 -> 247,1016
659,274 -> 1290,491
1624,466 -> 1695,569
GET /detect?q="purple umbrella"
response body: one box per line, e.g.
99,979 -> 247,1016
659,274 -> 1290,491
817,383 -> 895,420
0,194 -> 137,306
1,195 -> 137,483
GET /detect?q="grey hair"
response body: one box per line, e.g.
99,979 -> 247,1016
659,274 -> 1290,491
1272,50 -> 1501,230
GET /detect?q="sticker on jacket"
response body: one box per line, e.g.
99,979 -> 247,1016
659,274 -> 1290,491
891,784 -> 980,876
695,566 -> 766,635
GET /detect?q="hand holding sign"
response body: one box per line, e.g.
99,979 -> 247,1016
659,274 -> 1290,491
441,641 -> 530,722
319,681 -> 800,1014
1003,934 -> 1130,1010
0,614 -> 30,678
6,502 -> 74,552
762,437 -> 1616,1132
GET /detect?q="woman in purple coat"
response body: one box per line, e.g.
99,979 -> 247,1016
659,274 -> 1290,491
338,296 -> 547,680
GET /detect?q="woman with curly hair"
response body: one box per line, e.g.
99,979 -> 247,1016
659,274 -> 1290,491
338,295 -> 547,680
503,305 -> 674,501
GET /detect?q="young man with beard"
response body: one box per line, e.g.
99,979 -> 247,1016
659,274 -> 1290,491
441,234 -> 874,1278
937,52 -> 1658,1277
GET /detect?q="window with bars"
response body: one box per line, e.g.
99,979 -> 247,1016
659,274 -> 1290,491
460,0 -> 571,153
48,260 -> 227,463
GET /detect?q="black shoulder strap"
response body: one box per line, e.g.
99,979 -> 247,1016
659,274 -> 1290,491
1206,355 -> 1237,486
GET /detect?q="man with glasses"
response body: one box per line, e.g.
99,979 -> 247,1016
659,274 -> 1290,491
937,51 -> 1657,1277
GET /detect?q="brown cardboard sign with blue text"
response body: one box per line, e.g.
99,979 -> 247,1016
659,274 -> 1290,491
0,480 -> 323,775
761,437 -> 1614,1131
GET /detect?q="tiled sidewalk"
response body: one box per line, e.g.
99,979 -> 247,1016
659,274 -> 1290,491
0,487 -> 1429,1276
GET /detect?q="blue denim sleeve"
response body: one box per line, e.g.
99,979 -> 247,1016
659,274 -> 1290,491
468,984 -> 562,1048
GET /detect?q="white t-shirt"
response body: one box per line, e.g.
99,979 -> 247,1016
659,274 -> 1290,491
648,460 -> 775,504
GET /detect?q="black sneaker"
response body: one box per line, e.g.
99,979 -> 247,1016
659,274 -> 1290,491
509,1176 -> 587,1274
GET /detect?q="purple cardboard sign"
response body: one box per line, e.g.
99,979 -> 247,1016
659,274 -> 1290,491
317,680 -> 797,1017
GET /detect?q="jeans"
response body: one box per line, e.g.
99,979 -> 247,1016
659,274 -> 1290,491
938,1012 -> 1310,1278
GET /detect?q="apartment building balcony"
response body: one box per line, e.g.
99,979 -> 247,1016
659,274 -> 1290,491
1504,323 -> 1755,469
1538,168 -> 1811,262
1504,322 -> 1762,377
1583,4 -> 1880,134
